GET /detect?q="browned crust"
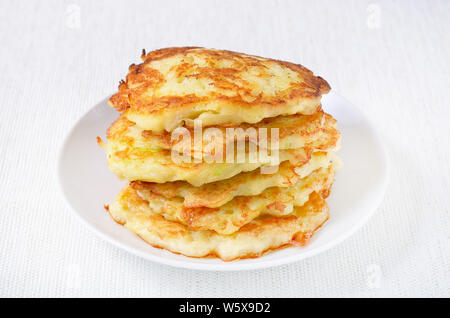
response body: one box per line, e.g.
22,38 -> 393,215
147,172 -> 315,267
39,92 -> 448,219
107,110 -> 339,160
106,190 -> 330,261
108,209 -> 328,262
109,47 -> 330,115
143,110 -> 337,145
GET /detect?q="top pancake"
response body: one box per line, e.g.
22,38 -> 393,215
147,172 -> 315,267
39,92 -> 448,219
109,47 -> 330,132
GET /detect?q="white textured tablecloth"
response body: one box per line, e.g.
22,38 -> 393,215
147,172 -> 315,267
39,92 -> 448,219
1,0 -> 449,297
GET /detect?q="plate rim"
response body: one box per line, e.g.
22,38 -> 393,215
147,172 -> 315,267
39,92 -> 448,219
57,91 -> 389,271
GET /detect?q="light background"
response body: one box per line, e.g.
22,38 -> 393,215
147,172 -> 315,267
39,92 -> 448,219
0,0 -> 449,297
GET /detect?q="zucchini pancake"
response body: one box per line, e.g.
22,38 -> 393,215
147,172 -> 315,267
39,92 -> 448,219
101,47 -> 341,261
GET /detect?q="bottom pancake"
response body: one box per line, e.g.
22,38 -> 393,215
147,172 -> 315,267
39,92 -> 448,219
108,188 -> 330,261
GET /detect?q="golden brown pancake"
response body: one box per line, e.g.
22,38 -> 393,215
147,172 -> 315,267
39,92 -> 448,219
109,188 -> 329,261
132,163 -> 336,235
98,113 -> 340,185
132,151 -> 337,209
107,110 -> 339,160
100,139 -> 336,186
103,47 -> 339,261
109,47 -> 330,132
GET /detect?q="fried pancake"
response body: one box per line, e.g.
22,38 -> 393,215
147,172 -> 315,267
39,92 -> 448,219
109,47 -> 330,132
132,151 -> 337,208
108,110 -> 339,160
109,189 -> 329,261
99,117 -> 340,186
132,163 -> 336,235
99,122 -> 338,185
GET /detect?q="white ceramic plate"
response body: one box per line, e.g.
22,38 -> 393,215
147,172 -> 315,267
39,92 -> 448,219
58,92 -> 389,271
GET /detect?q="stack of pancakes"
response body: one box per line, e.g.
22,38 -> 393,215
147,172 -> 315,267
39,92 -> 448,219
100,47 -> 341,261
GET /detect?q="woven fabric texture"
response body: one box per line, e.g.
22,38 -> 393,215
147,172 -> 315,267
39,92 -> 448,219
0,0 -> 449,297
